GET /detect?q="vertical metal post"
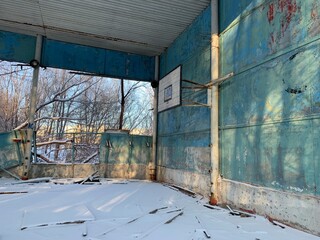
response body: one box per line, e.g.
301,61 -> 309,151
72,133 -> 75,163
210,0 -> 220,204
23,35 -> 43,179
151,56 -> 159,180
33,130 -> 37,163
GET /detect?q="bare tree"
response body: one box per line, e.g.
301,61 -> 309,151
117,79 -> 152,132
0,61 -> 154,163
0,62 -> 31,132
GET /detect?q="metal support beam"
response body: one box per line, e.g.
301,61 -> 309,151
23,35 -> 43,179
210,0 -> 220,205
151,56 -> 159,180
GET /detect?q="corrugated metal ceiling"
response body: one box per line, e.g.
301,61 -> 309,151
0,0 -> 210,56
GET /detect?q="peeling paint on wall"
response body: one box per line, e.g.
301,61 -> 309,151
158,5 -> 211,194
220,0 -> 320,77
219,0 -> 320,197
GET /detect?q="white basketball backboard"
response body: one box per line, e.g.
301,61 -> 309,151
158,66 -> 181,112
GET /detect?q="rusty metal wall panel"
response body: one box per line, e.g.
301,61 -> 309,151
219,0 -> 320,196
220,0 -> 320,76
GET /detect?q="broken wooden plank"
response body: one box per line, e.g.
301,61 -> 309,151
165,184 -> 197,198
20,204 -> 94,231
266,216 -> 286,229
195,216 -> 211,239
80,171 -> 99,184
149,206 -> 168,214
50,178 -> 82,185
82,152 -> 98,163
12,177 -> 52,185
21,220 -> 86,230
98,206 -> 170,237
226,205 -> 253,218
33,152 -> 54,163
166,208 -> 183,214
164,211 -> 183,224
203,204 -> 221,210
0,191 -> 28,194
138,211 -> 184,239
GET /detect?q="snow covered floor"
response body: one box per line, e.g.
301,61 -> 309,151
0,178 -> 318,240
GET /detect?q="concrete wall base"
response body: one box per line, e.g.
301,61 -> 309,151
27,164 -> 105,178
0,163 -> 151,180
157,166 -> 211,197
106,163 -> 151,180
219,179 -> 320,236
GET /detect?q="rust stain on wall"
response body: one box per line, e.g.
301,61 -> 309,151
267,3 -> 275,23
308,0 -> 320,37
268,0 -> 302,53
278,0 -> 299,34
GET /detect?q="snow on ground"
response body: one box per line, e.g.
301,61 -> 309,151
0,178 -> 318,240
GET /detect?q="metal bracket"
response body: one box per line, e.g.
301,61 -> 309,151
182,72 -> 234,89
182,100 -> 211,108
181,72 -> 234,108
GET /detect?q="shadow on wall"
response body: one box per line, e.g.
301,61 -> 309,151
100,132 -> 152,180
0,131 -> 23,170
219,0 -> 320,196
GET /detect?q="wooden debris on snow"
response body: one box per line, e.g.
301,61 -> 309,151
226,205 -> 254,218
195,216 -> 211,239
11,177 -> 52,185
164,183 -> 197,198
72,171 -> 100,185
0,191 -> 28,194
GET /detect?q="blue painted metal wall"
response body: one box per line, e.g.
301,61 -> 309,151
0,31 -> 155,82
158,6 -> 212,176
0,31 -> 36,64
219,0 -> 320,195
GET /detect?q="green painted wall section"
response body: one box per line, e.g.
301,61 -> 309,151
100,133 -> 152,165
158,5 -> 211,176
0,131 -> 22,169
219,0 -> 320,195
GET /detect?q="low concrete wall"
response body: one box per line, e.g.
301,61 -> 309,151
106,163 -> 152,180
1,163 -> 152,180
157,166 -> 211,197
219,178 -> 320,236
28,164 -> 105,179
1,164 -> 105,179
